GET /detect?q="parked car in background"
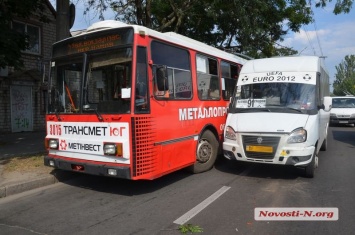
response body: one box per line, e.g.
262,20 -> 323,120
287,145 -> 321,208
330,96 -> 355,126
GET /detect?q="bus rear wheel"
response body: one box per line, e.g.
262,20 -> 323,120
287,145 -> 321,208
189,130 -> 218,173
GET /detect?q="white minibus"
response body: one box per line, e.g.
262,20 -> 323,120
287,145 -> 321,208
223,56 -> 332,177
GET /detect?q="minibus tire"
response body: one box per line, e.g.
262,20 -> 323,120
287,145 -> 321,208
304,150 -> 317,178
320,137 -> 327,151
189,130 -> 218,174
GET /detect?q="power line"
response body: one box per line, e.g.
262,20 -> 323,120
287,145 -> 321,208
303,26 -> 316,55
309,0 -> 324,57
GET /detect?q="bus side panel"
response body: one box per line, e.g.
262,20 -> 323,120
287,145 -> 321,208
131,116 -> 160,180
131,115 -> 198,180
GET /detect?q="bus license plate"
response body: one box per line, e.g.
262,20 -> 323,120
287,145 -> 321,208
246,145 -> 273,153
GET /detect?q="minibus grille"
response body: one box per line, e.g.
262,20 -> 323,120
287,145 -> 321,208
132,117 -> 157,177
242,135 -> 280,160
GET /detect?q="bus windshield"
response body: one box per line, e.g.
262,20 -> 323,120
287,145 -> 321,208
48,47 -> 133,114
232,82 -> 316,113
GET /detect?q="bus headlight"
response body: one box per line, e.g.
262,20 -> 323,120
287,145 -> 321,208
103,143 -> 123,156
225,126 -> 237,140
287,128 -> 307,143
47,139 -> 59,149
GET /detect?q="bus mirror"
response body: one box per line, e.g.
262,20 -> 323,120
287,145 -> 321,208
156,66 -> 169,91
323,96 -> 332,112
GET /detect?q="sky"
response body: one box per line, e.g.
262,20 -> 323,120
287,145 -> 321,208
53,1 -> 355,92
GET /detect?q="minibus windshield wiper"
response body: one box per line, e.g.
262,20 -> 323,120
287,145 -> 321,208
285,107 -> 303,113
237,108 -> 271,113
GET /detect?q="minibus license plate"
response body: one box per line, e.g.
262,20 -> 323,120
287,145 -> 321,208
246,145 -> 273,153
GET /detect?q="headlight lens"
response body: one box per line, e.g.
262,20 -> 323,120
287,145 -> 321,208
48,139 -> 59,149
103,143 -> 123,156
225,126 -> 237,140
330,113 -> 336,117
287,128 -> 307,143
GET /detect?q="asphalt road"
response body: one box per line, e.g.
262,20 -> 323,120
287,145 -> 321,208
0,125 -> 354,235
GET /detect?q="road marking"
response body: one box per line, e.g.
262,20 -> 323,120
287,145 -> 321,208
173,186 -> 231,225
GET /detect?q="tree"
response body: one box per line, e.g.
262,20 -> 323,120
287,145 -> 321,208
316,0 -> 354,14
1,0 -> 354,69
0,0 -> 50,69
333,55 -> 355,96
82,0 -> 353,57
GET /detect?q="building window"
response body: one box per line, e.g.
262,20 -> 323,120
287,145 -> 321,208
12,21 -> 41,54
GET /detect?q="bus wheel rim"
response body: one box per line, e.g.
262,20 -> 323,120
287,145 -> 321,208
197,139 -> 212,163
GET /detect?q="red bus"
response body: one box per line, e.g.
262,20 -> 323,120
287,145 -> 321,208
44,20 -> 246,180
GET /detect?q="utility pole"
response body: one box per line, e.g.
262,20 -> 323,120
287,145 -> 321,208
56,0 -> 70,41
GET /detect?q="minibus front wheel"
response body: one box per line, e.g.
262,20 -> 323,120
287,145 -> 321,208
304,149 -> 318,178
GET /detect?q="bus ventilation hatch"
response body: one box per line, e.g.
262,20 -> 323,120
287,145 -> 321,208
131,117 -> 157,178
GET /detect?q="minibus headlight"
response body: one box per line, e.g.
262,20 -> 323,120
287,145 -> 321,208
330,113 -> 336,117
287,128 -> 307,143
48,139 -> 59,149
225,126 -> 237,140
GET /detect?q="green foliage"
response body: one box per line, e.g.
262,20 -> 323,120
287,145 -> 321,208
81,0 -> 354,58
0,0 -> 50,69
316,0 -> 353,14
333,55 -> 355,96
178,224 -> 203,234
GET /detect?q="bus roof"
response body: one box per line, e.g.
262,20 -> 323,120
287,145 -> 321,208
240,56 -> 328,74
69,20 -> 247,65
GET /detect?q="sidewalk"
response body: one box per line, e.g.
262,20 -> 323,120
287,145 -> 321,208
0,131 -> 46,160
0,131 -> 75,198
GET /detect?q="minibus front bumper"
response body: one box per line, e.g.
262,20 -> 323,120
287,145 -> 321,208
223,141 -> 315,166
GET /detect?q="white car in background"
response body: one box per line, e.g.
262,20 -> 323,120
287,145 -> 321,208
330,96 -> 355,126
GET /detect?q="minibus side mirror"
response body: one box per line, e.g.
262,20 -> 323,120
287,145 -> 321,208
322,96 -> 332,112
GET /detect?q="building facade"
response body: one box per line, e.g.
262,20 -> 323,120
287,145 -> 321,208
0,1 -> 56,133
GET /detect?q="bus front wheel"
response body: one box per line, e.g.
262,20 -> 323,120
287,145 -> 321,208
189,130 -> 218,173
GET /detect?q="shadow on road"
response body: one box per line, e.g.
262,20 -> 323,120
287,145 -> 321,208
215,156 -> 303,180
330,126 -> 355,147
57,154 -> 307,196
57,167 -> 193,196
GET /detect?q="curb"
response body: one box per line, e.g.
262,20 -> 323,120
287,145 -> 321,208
0,175 -> 58,198
0,170 -> 79,198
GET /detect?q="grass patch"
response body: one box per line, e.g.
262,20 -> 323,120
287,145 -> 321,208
3,155 -> 46,173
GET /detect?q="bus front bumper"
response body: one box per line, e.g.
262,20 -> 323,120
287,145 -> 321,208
44,155 -> 131,179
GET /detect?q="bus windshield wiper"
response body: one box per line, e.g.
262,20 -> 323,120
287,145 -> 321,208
83,104 -> 104,121
55,110 -> 62,121
94,109 -> 104,122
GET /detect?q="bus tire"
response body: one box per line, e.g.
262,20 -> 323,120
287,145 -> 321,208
189,130 -> 218,174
